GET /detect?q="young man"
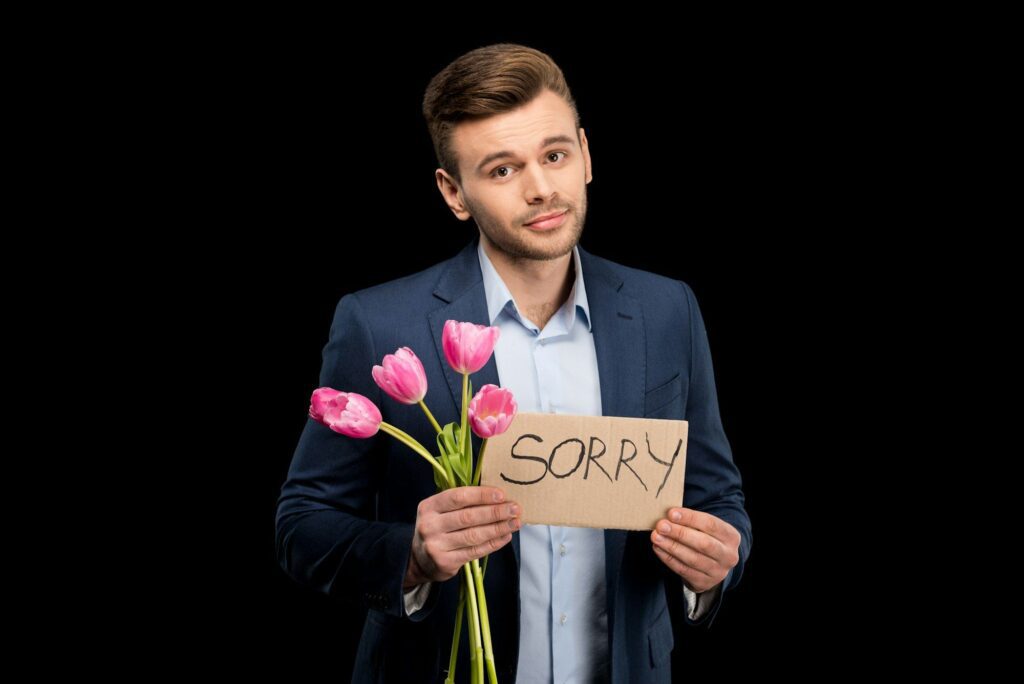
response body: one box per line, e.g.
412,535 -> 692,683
277,43 -> 751,683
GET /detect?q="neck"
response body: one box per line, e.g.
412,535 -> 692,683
480,233 -> 575,331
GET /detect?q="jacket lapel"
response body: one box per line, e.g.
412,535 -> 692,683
577,247 -> 645,430
427,240 -> 501,415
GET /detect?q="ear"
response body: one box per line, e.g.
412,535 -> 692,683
579,127 -> 593,184
435,169 -> 472,221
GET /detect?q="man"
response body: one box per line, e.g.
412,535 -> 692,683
276,43 -> 751,683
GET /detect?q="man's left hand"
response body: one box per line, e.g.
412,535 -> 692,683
650,507 -> 741,593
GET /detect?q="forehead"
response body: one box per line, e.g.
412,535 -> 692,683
452,89 -> 577,172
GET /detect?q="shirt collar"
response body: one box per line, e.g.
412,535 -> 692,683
477,238 -> 592,334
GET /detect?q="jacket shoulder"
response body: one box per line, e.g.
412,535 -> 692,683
582,249 -> 695,313
323,247 -> 472,361
346,258 -> 450,309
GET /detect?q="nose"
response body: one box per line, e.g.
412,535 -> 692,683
521,162 -> 556,205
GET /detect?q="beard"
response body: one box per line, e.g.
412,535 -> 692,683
464,188 -> 587,262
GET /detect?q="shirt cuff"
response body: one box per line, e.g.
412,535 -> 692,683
403,582 -> 433,616
682,580 -> 722,621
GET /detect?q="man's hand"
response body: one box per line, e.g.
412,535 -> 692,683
650,507 -> 740,593
404,486 -> 522,589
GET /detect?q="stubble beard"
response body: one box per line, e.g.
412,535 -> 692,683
467,190 -> 588,263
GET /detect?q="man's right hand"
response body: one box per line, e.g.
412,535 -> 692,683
404,486 -> 521,589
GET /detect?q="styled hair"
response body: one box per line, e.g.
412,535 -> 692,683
422,43 -> 580,183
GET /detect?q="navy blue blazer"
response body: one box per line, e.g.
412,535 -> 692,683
276,237 -> 751,683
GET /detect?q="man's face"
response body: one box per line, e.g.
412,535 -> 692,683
437,89 -> 593,261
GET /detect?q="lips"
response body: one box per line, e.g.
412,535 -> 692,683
525,210 -> 568,231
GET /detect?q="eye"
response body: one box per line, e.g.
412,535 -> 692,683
547,151 -> 567,163
493,166 -> 510,178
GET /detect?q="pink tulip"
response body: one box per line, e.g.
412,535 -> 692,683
308,387 -> 382,438
308,387 -> 346,422
372,346 -> 428,404
468,384 -> 518,438
443,320 -> 500,374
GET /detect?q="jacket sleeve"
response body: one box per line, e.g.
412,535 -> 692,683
275,293 -> 440,621
673,280 -> 753,626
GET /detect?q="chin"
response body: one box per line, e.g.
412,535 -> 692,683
521,236 -> 578,260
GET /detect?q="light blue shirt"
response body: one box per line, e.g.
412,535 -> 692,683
478,241 -> 609,684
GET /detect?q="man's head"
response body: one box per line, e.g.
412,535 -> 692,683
423,43 -> 593,262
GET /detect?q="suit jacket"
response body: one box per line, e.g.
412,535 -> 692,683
276,237 -> 752,683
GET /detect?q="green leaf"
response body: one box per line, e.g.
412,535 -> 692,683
435,427 -> 452,490
463,379 -> 474,478
439,422 -> 471,486
432,458 -> 448,492
439,422 -> 457,460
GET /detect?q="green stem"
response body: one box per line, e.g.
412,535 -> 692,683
445,581 -> 466,684
482,553 -> 489,579
461,373 -> 469,477
463,563 -> 484,684
379,422 -> 452,487
418,399 -> 443,435
473,558 -> 498,684
466,598 -> 478,684
472,439 -> 488,487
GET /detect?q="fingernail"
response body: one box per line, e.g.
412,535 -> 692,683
509,518 -> 521,530
659,522 -> 671,534
508,504 -> 520,516
671,511 -> 682,522
654,533 -> 664,542
494,491 -> 504,502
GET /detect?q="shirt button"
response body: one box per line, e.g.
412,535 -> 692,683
560,613 -> 567,625
559,544 -> 567,556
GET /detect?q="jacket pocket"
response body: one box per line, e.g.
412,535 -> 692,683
644,373 -> 683,417
362,609 -> 441,682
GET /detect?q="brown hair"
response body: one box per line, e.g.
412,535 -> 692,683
422,43 -> 580,183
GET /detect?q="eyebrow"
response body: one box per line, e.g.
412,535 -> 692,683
475,134 -> 577,176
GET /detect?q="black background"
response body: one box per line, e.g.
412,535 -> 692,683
179,27 -> 878,680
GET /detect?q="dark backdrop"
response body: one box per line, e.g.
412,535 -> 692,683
184,28 -> 867,681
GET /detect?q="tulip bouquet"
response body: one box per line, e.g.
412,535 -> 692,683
308,320 -> 517,684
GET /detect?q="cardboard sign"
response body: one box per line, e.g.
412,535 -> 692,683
480,412 -> 688,531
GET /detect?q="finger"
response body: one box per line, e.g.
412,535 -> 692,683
446,515 -> 522,552
667,507 -> 740,545
454,531 -> 514,565
654,520 -> 726,564
431,486 -> 507,513
437,501 -> 520,534
665,507 -> 720,536
652,544 -> 715,587
651,527 -> 718,575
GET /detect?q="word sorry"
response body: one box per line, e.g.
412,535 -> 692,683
499,432 -> 683,498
